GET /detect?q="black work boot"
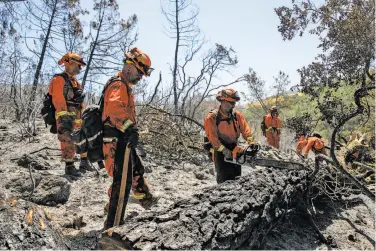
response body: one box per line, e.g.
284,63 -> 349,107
65,163 -> 83,177
79,157 -> 95,173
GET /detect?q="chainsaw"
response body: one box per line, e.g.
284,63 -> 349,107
224,143 -> 306,171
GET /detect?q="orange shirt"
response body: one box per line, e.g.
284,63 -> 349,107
296,136 -> 307,155
264,113 -> 281,130
204,108 -> 252,150
304,136 -> 325,157
48,72 -> 83,118
102,72 -> 136,132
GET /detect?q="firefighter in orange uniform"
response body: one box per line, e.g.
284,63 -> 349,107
48,53 -> 93,177
296,133 -> 308,156
263,106 -> 281,149
102,48 -> 155,229
204,88 -> 254,184
303,132 -> 327,158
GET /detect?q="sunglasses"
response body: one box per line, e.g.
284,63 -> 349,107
133,64 -> 145,75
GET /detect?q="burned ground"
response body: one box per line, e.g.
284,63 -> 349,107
0,119 -> 374,250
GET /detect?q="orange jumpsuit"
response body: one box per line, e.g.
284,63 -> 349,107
296,136 -> 307,155
102,72 -> 150,229
264,113 -> 281,149
102,72 -> 136,177
48,72 -> 87,162
303,136 -> 326,157
204,108 -> 253,183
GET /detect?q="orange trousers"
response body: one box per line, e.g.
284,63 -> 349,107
103,135 -> 149,199
56,107 -> 87,162
266,131 -> 280,149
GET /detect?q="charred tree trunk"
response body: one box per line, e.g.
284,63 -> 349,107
28,0 -> 57,116
98,168 -> 309,250
81,7 -> 104,89
172,0 -> 180,114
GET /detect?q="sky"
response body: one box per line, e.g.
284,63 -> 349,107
81,0 -> 321,96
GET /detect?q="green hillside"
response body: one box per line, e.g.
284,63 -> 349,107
243,86 -> 375,142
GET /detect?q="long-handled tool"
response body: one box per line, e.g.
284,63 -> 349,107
114,144 -> 131,227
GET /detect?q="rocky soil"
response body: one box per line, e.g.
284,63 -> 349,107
0,119 -> 374,250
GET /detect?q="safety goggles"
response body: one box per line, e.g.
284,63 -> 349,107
222,90 -> 240,102
125,59 -> 154,76
70,57 -> 86,66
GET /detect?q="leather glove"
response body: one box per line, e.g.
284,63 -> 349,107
247,136 -> 255,145
74,89 -> 85,104
222,147 -> 233,159
232,146 -> 245,158
125,126 -> 139,148
58,116 -> 73,133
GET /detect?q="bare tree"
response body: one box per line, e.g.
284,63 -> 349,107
161,0 -> 203,114
81,0 -> 138,91
272,71 -> 289,108
62,11 -> 87,52
24,0 -> 82,116
179,44 -> 241,119
244,68 -> 268,113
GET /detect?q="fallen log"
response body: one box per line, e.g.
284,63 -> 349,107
98,167 -> 310,250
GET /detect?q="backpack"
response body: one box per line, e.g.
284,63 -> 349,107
260,115 -> 267,136
71,76 -> 126,163
203,109 -> 239,152
40,73 -> 73,134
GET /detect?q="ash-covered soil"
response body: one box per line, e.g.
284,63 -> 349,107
0,119 -> 374,250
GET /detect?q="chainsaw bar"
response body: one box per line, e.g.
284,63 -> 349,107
225,156 -> 306,171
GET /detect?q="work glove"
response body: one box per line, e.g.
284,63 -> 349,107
58,116 -> 73,133
221,147 -> 233,159
232,145 -> 245,159
276,128 -> 281,135
247,136 -> 255,145
74,89 -> 85,103
75,93 -> 85,105
72,89 -> 85,107
124,126 -> 139,148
